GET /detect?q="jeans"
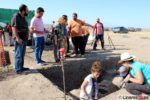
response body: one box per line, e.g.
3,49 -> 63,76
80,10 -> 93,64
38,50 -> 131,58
93,34 -> 104,49
53,40 -> 62,61
71,36 -> 84,55
34,37 -> 45,63
66,37 -> 70,53
14,41 -> 26,72
126,83 -> 150,95
83,34 -> 89,51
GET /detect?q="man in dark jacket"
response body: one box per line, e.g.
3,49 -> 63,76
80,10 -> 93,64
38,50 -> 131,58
11,4 -> 30,74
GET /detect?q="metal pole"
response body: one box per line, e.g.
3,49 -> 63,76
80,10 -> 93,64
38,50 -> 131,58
59,48 -> 67,100
107,32 -> 116,50
61,60 -> 66,100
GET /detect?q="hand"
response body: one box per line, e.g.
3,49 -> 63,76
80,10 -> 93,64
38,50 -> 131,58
82,91 -> 88,99
54,42 -> 57,48
126,74 -> 131,79
123,74 -> 131,83
37,31 -> 44,34
16,38 -> 23,44
45,30 -> 50,33
82,34 -> 85,37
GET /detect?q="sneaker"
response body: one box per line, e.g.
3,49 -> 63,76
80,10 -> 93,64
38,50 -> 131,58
41,60 -> 46,65
70,54 -> 77,57
16,70 -> 28,75
41,60 -> 46,64
16,71 -> 23,74
22,67 -> 30,71
37,63 -> 44,66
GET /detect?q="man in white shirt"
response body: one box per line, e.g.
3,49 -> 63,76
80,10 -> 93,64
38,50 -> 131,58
30,7 -> 48,65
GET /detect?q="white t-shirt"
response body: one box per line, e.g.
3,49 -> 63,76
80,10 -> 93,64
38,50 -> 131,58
80,74 -> 94,99
30,17 -> 45,38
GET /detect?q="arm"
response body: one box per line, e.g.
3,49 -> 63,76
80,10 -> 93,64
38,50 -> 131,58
92,24 -> 97,36
54,35 -> 57,44
12,27 -> 19,40
54,31 -> 58,47
11,16 -> 23,44
68,23 -> 71,37
129,71 -> 144,84
93,24 -> 96,34
29,27 -> 44,34
80,80 -> 88,96
44,28 -> 50,33
85,23 -> 93,28
81,20 -> 93,28
101,23 -> 104,32
12,27 -> 23,44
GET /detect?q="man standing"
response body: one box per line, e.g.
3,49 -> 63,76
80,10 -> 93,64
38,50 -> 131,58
93,18 -> 105,50
68,13 -> 92,57
30,7 -> 48,65
62,15 -> 69,56
11,4 -> 30,74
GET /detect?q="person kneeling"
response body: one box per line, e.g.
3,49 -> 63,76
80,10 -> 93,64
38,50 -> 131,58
113,52 -> 150,95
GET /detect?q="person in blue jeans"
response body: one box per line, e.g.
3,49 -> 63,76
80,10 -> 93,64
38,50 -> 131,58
118,52 -> 150,95
30,7 -> 49,65
11,4 -> 30,74
34,37 -> 45,64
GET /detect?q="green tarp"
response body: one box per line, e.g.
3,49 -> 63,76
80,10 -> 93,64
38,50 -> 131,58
0,8 -> 34,24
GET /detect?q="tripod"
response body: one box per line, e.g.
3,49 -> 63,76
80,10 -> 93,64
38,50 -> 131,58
107,32 -> 116,50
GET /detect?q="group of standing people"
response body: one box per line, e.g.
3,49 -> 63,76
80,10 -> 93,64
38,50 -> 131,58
11,4 -> 105,74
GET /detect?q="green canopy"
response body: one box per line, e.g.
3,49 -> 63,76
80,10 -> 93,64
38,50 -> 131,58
0,8 -> 34,25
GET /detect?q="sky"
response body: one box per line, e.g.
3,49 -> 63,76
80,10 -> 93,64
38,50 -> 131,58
0,0 -> 150,29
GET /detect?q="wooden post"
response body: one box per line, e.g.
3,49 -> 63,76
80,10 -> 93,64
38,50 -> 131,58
59,48 -> 66,100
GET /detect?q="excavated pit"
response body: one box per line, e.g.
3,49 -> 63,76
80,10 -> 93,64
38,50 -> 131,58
39,53 -> 120,99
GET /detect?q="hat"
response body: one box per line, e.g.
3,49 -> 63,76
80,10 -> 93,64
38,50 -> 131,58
118,52 -> 135,64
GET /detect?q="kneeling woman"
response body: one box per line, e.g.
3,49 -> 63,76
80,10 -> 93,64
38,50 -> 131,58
118,52 -> 150,95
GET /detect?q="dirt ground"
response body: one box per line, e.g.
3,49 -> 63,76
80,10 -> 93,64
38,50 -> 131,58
0,31 -> 150,100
